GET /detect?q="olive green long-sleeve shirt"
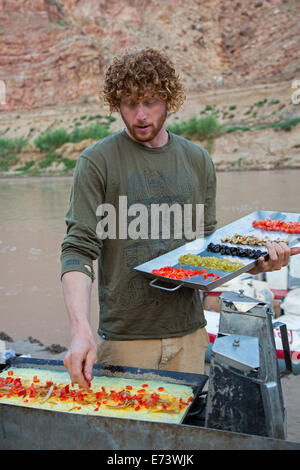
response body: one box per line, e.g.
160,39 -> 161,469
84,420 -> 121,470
61,130 -> 217,340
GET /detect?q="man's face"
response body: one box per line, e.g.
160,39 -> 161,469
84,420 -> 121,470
119,94 -> 168,144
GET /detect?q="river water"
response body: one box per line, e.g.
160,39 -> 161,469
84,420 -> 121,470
1,170 -> 299,348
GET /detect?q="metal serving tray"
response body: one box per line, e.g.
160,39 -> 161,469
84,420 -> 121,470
134,210 -> 300,292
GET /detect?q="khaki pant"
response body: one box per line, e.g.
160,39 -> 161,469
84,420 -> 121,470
97,327 -> 209,375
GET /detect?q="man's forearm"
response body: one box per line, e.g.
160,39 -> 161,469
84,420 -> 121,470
62,271 -> 97,387
62,271 -> 93,337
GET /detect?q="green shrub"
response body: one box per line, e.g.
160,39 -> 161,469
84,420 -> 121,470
107,115 -> 116,121
225,125 -> 250,133
68,122 -> 111,142
0,137 -> 28,171
15,160 -> 35,172
276,117 -> 300,131
167,114 -> 223,141
256,117 -> 300,132
34,128 -> 69,152
255,99 -> 268,107
61,158 -> 76,171
34,123 -> 111,152
38,152 -> 61,169
268,99 -> 280,105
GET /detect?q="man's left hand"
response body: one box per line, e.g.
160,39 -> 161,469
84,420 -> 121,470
248,242 -> 300,275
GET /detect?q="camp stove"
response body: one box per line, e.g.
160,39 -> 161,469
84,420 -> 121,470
205,290 -> 293,439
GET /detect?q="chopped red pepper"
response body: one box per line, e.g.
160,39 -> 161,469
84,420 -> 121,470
0,373 -> 192,414
151,393 -> 160,403
7,370 -> 14,376
253,218 -> 300,234
152,267 -> 208,280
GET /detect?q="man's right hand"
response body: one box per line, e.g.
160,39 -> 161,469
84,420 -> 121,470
63,332 -> 97,388
61,270 -> 96,388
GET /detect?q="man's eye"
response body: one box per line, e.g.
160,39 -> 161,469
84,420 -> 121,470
122,98 -> 136,106
144,99 -> 157,105
124,100 -> 135,106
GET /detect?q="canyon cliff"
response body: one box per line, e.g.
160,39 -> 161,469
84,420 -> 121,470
0,0 -> 299,111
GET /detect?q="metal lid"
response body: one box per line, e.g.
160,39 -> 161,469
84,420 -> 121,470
220,290 -> 267,313
220,290 -> 265,304
212,334 -> 260,373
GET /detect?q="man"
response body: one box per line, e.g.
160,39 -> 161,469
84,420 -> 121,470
61,48 -> 297,388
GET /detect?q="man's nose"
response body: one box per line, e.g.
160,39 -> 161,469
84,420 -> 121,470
136,104 -> 147,121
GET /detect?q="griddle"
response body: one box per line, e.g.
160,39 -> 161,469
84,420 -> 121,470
2,357 -> 300,449
134,210 -> 300,292
0,356 -> 208,424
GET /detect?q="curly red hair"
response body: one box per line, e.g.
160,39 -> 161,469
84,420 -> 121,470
102,48 -> 186,113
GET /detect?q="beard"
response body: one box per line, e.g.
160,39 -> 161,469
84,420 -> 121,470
120,108 -> 168,143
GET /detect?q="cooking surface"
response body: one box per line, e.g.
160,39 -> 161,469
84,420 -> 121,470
1,360 -> 300,449
0,358 -> 207,425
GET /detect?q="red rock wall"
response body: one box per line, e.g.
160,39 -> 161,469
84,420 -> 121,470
0,0 -> 299,111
